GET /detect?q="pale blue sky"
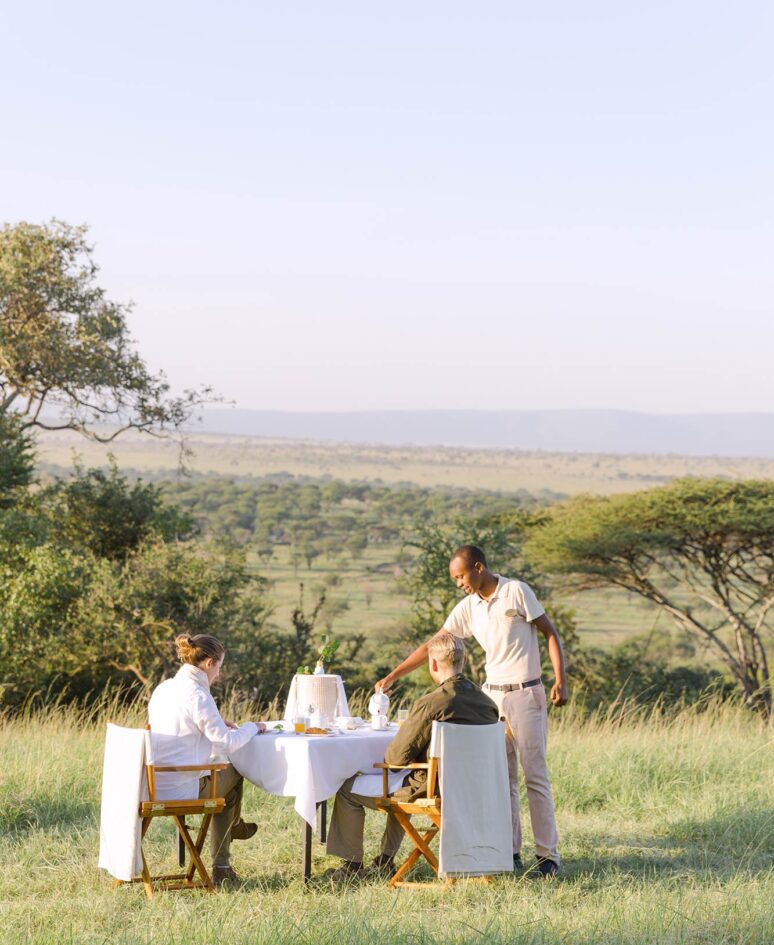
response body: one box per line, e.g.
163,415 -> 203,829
1,2 -> 772,412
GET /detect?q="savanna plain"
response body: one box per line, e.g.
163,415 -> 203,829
1,697 -> 772,945
5,435 -> 772,944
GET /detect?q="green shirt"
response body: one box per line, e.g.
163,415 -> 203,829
383,673 -> 499,799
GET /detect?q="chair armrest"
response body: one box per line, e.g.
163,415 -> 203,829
374,760 -> 428,797
373,762 -> 429,770
374,759 -> 437,798
151,763 -> 229,772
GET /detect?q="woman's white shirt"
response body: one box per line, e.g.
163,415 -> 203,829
147,663 -> 258,799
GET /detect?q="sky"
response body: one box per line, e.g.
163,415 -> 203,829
1,1 -> 772,414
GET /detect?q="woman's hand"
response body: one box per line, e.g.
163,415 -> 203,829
225,720 -> 238,730
256,721 -> 267,734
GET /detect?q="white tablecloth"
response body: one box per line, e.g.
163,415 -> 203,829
229,724 -> 396,827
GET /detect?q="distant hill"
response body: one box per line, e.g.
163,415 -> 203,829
194,409 -> 774,459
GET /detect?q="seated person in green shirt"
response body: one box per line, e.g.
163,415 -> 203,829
325,632 -> 498,881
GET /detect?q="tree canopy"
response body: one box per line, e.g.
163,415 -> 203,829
527,478 -> 774,714
0,219 -> 210,442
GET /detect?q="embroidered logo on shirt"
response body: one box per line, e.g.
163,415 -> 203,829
504,608 -> 518,617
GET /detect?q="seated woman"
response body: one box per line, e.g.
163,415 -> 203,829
148,633 -> 264,886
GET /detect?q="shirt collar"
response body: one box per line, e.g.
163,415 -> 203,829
177,663 -> 210,690
474,574 -> 505,605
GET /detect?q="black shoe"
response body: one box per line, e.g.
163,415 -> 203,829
322,860 -> 365,882
513,853 -> 524,872
230,819 -> 258,841
212,865 -> 241,887
529,857 -> 559,879
360,855 -> 397,880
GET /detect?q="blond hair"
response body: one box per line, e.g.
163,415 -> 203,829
174,633 -> 225,666
427,632 -> 466,672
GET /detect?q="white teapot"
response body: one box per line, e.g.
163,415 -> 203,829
368,690 -> 390,730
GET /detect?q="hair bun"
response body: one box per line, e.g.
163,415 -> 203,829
174,632 -> 225,668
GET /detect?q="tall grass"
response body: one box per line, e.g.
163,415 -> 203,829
0,695 -> 771,945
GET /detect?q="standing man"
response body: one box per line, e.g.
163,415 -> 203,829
376,544 -> 567,877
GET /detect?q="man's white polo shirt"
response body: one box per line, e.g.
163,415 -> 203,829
443,575 -> 545,685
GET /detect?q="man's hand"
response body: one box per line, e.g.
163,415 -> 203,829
375,673 -> 396,695
550,681 -> 568,707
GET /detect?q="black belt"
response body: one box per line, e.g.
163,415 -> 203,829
485,678 -> 541,692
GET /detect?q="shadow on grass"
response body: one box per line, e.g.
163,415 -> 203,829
0,796 -> 96,836
567,805 -> 773,883
224,807 -> 773,895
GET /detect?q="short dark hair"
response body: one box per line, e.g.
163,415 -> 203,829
450,544 -> 487,568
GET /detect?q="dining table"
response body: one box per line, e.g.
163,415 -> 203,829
229,722 -> 396,882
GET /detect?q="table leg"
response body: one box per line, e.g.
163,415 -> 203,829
302,816 -> 313,883
319,800 -> 327,844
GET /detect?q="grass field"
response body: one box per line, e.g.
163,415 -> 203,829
35,430 -> 774,496
1,698 -> 771,945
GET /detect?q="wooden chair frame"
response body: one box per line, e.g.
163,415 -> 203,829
374,757 -> 495,889
114,728 -> 228,899
374,760 -> 444,888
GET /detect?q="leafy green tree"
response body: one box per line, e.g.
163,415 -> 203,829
0,219 -> 210,441
0,544 -> 96,701
586,627 -> 731,709
0,414 -> 34,504
38,463 -> 195,560
77,541 -> 272,689
527,478 -> 774,714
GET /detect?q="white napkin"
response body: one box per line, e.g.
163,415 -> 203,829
351,767 -> 412,797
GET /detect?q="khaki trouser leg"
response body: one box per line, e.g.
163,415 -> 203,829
326,775 -> 405,862
199,763 -> 244,869
489,685 -> 560,864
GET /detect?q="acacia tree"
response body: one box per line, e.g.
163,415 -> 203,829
0,219 -> 210,442
527,478 -> 773,714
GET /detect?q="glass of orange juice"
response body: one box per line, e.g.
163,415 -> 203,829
397,709 -> 409,726
294,716 -> 306,734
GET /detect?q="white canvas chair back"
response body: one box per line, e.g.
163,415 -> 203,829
98,723 -> 147,882
429,720 -> 513,878
144,730 -> 201,801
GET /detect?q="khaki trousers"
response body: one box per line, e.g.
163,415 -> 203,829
486,683 -> 560,864
326,775 -> 406,863
198,762 -> 244,869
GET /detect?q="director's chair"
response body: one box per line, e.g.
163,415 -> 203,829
374,721 -> 513,888
108,725 -> 227,899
